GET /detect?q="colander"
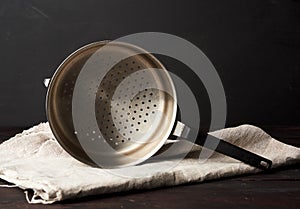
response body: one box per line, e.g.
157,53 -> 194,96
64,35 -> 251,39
45,41 -> 272,170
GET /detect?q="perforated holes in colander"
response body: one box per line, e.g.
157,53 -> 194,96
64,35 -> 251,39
95,57 -> 162,150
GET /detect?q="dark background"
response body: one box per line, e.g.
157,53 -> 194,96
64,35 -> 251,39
0,0 -> 299,128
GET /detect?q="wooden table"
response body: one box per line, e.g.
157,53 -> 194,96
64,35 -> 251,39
0,127 -> 299,209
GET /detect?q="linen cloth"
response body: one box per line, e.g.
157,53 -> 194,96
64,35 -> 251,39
0,123 -> 299,204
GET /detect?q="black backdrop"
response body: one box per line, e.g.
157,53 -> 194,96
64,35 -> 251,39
0,0 -> 299,128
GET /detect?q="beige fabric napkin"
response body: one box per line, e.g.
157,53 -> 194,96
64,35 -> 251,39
0,123 -> 299,204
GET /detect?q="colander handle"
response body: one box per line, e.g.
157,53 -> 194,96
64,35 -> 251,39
172,122 -> 272,171
198,134 -> 272,170
43,78 -> 50,88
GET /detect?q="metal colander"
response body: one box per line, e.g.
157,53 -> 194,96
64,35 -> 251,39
46,41 -> 177,167
45,41 -> 272,170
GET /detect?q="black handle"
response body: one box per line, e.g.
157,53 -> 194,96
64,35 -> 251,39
195,133 -> 272,171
